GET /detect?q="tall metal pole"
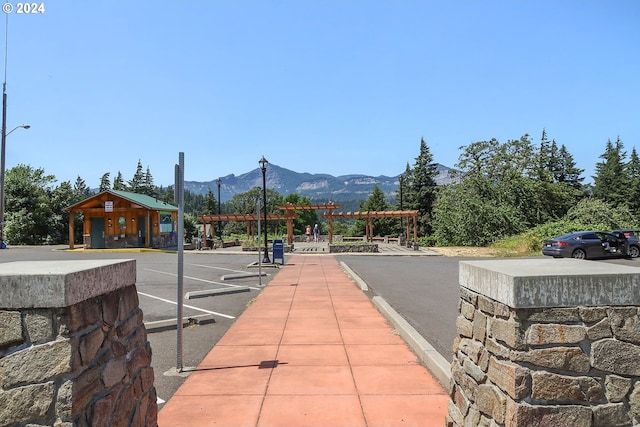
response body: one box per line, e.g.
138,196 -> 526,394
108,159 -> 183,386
0,87 -> 6,246
259,156 -> 270,263
399,174 -> 404,232
0,11 -> 8,247
0,15 -> 28,248
175,152 -> 185,372
217,177 -> 221,238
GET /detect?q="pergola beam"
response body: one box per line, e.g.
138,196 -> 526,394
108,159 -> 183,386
277,203 -> 342,244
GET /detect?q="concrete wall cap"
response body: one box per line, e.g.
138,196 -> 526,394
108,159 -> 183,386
0,260 -> 136,309
459,259 -> 640,308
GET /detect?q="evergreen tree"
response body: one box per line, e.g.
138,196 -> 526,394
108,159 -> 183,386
74,176 -> 93,199
556,144 -> 585,189
405,138 -> 438,236
113,171 -> 126,191
71,176 -> 92,244
128,160 -> 145,193
535,129 -> 553,182
396,163 -> 411,209
547,140 -> 561,182
99,173 -> 111,191
357,185 -> 393,236
628,147 -> 640,216
143,166 -> 156,196
205,189 -> 217,214
592,137 -> 630,207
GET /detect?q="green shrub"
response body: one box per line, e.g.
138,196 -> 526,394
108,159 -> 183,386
492,199 -> 640,255
418,236 -> 437,247
564,198 -> 638,229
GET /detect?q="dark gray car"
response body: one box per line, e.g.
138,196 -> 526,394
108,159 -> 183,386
609,230 -> 640,258
542,231 -> 628,259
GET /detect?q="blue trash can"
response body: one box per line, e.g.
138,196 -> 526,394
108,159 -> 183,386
272,239 -> 284,265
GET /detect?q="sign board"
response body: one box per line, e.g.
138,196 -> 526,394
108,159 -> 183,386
105,201 -> 113,212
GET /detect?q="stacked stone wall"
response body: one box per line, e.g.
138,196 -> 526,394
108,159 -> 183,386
0,260 -> 157,427
447,260 -> 640,427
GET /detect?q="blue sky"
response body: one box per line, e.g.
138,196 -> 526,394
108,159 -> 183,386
3,1 -> 639,188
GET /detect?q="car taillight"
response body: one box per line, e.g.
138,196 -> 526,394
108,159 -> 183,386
554,241 -> 568,247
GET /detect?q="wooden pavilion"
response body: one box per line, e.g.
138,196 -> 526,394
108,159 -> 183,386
66,190 -> 179,250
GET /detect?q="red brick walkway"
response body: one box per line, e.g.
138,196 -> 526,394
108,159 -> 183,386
158,255 -> 448,427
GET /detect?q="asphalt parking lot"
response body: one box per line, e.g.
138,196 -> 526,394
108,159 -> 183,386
0,246 -> 275,404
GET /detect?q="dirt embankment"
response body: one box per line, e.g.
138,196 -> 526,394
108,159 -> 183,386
429,246 -> 504,257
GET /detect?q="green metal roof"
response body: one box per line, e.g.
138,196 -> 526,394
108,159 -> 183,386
66,190 -> 178,211
108,190 -> 178,211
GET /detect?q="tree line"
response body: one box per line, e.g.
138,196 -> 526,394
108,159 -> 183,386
2,132 -> 638,246
341,131 -> 638,246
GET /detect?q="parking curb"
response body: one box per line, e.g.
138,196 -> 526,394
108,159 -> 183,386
339,261 -> 368,291
145,313 -> 215,333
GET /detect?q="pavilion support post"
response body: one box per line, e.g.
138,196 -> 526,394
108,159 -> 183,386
69,212 -> 75,249
413,215 -> 418,241
327,208 -> 334,243
146,211 -> 151,248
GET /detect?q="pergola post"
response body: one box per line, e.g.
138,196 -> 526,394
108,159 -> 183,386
327,206 -> 334,243
286,210 -> 294,245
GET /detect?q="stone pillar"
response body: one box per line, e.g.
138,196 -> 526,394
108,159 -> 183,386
447,258 -> 640,427
0,260 -> 158,427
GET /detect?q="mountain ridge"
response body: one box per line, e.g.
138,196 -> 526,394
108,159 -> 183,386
185,163 -> 458,203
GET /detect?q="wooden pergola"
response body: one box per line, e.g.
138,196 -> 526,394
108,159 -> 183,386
200,205 -> 419,245
277,203 -> 342,244
199,213 -> 294,240
323,210 -> 420,242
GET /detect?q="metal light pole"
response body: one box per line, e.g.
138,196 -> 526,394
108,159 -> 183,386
216,177 -> 221,238
399,174 -> 404,231
0,13 -> 30,248
259,155 -> 270,263
0,122 -> 30,247
175,152 -> 185,372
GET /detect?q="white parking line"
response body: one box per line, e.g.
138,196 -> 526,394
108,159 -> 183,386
137,292 -> 235,319
145,268 -> 262,291
190,263 -> 248,274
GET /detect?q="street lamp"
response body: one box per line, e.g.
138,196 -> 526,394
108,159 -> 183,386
0,124 -> 30,247
259,155 -> 270,263
216,177 -> 222,238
